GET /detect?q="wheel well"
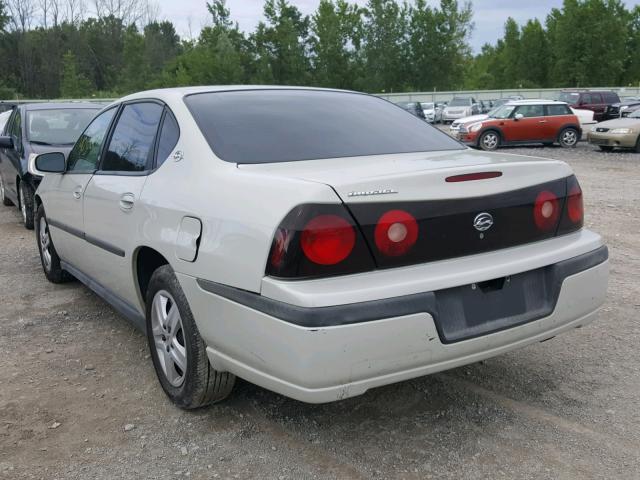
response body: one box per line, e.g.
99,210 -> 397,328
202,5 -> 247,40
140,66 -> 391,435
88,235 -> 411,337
135,247 -> 169,303
34,194 -> 42,208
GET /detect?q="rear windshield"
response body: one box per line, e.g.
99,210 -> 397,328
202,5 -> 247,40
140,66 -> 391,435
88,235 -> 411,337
27,108 -> 99,145
184,90 -> 464,164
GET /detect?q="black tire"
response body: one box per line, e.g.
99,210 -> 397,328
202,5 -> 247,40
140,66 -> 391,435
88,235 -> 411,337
35,204 -> 73,284
0,174 -> 12,206
19,181 -> 35,229
146,265 -> 235,409
599,146 -> 614,152
635,136 -> 640,153
478,130 -> 500,151
558,127 -> 579,148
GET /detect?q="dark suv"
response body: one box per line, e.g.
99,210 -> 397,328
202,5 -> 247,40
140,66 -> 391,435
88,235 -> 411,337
558,90 -> 620,121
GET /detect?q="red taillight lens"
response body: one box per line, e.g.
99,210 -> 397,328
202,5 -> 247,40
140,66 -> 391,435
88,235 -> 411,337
269,228 -> 289,268
374,210 -> 419,256
300,214 -> 356,265
533,190 -> 560,231
567,184 -> 583,223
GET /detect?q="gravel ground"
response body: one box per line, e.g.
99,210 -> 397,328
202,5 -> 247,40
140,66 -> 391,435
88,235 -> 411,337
1,142 -> 639,480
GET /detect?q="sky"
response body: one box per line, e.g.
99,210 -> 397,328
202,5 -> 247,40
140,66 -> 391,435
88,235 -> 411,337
157,0 -> 640,52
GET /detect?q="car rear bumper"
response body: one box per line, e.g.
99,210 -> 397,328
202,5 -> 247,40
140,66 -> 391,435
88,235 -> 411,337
587,132 -> 638,148
178,234 -> 608,403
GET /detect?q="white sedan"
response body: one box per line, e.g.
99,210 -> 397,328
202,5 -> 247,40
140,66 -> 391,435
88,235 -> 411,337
32,87 -> 609,408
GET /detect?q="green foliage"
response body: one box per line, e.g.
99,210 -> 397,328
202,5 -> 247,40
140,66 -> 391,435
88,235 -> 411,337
3,0 -> 640,99
60,51 -> 92,98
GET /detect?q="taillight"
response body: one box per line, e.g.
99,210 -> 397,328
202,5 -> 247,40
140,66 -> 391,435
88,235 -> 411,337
300,215 -> 355,265
567,184 -> 583,223
558,175 -> 584,234
533,190 -> 560,231
266,204 -> 375,279
374,210 -> 419,256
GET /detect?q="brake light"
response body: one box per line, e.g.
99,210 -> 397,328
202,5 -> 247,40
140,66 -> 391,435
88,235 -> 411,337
446,171 -> 503,182
533,190 -> 560,231
374,210 -> 419,256
301,215 -> 355,265
567,185 -> 583,223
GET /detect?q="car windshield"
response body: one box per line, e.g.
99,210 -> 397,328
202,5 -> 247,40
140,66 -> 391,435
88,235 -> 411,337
489,105 -> 516,119
27,108 -> 99,145
629,110 -> 640,118
449,98 -> 471,107
421,103 -> 434,109
558,92 -> 580,103
185,90 -> 464,164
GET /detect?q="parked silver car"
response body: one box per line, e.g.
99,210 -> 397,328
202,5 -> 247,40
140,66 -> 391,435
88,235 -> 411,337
442,97 -> 479,123
420,102 -> 442,123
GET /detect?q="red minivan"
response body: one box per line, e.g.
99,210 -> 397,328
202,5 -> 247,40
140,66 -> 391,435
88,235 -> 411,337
457,100 -> 582,151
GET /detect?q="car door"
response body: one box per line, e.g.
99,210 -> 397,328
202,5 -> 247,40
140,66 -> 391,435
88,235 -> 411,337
0,109 -> 23,203
43,107 -> 118,265
544,104 -> 573,140
81,101 -> 165,309
504,104 -> 545,142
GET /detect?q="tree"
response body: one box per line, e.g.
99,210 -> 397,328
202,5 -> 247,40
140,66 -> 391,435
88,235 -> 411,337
547,0 -> 628,87
250,0 -> 311,85
60,50 -> 91,97
361,0 -> 408,92
309,0 -> 363,89
517,19 -> 549,87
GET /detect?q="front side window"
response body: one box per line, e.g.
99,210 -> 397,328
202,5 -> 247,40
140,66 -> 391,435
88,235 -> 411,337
66,108 -> 117,173
185,90 -> 464,164
10,110 -> 22,147
102,102 -> 164,172
490,105 -> 516,119
27,109 -> 98,146
515,105 -> 544,118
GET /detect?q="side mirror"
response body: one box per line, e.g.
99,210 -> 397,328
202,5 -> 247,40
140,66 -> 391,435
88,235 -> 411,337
35,152 -> 66,173
0,136 -> 14,149
514,113 -> 524,121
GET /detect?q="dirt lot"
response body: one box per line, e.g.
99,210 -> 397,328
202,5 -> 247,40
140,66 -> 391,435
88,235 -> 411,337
1,142 -> 639,480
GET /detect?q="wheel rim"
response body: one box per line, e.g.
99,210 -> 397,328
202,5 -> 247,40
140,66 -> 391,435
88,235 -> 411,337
19,186 -> 26,222
482,133 -> 498,149
562,130 -> 577,146
39,216 -> 52,271
151,290 -> 187,387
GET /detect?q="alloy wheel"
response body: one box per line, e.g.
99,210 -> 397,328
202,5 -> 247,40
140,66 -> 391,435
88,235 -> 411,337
561,129 -> 577,147
151,290 -> 187,387
482,132 -> 498,150
39,216 -> 52,272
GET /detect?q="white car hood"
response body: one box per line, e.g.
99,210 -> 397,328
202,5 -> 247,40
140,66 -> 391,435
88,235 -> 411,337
452,114 -> 488,126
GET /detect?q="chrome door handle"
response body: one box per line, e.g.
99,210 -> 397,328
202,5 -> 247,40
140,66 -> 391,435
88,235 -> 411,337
119,193 -> 135,211
538,120 -> 548,123
72,187 -> 83,199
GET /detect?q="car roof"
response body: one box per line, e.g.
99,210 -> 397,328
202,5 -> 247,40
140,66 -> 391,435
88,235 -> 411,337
21,102 -> 104,111
120,86 -> 357,104
504,99 -> 569,106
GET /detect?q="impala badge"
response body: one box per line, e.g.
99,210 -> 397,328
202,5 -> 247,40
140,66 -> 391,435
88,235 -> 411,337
348,188 -> 398,198
473,212 -> 494,232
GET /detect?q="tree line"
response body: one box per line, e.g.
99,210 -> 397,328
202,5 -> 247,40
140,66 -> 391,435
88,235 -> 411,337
0,0 -> 639,100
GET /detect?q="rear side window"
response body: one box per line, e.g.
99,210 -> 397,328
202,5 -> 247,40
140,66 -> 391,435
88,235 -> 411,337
102,102 -> 163,172
67,108 -> 117,173
155,111 -> 180,167
604,92 -> 619,103
546,104 -> 571,116
184,90 -> 464,164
